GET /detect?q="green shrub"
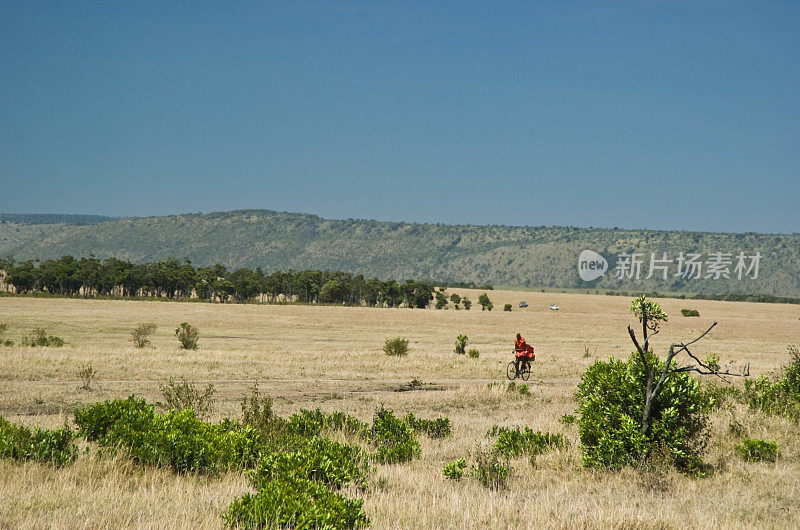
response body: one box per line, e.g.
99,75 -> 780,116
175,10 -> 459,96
175,322 -> 199,349
21,328 -> 64,347
680,309 -> 700,317
159,378 -> 215,418
0,416 -> 77,466
559,414 -> 576,426
735,438 -> 778,462
74,397 -> 262,474
454,334 -> 468,355
131,322 -> 157,348
471,451 -> 508,490
223,475 -> 369,529
518,383 -> 530,396
251,437 -> 370,491
744,344 -> 800,419
403,413 -> 451,439
383,337 -> 409,356
462,297 -> 472,310
576,353 -> 712,472
443,458 -> 467,480
370,407 -> 419,464
503,303 -> 512,312
467,348 -> 480,359
487,426 -> 567,458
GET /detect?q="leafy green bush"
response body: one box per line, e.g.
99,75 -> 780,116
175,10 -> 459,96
159,378 -> 215,418
175,322 -> 199,349
735,438 -> 778,462
21,328 -> 64,347
471,451 -> 508,490
443,458 -> 467,480
503,303 -> 512,312
223,475 -> 369,529
403,413 -> 451,439
251,437 -> 370,491
744,345 -> 800,419
487,426 -> 567,458
383,337 -> 409,356
467,348 -> 479,359
74,397 -> 262,474
131,322 -> 157,348
454,334 -> 468,355
576,353 -> 712,472
370,407 -> 419,464
559,414 -> 576,426
681,309 -> 700,317
0,416 -> 77,466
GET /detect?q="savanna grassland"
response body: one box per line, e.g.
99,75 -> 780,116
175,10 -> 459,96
1,289 -> 799,528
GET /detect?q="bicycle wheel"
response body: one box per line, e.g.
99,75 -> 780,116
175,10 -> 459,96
521,362 -> 531,381
506,361 -> 518,380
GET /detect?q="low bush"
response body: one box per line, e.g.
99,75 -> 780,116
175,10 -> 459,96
223,475 -> 369,529
487,426 -> 568,458
240,384 -> 275,433
78,364 -> 97,390
467,348 -> 480,359
21,328 -> 64,347
383,337 -> 409,357
472,451 -> 509,490
370,407 -> 419,464
74,397 -> 262,474
0,416 -> 77,467
503,303 -> 512,312
175,322 -> 199,349
131,322 -> 157,348
735,438 -> 778,462
443,458 -> 467,480
454,334 -> 468,355
159,378 -> 215,418
744,345 -> 800,419
559,414 -> 576,426
403,413 -> 451,439
681,309 -> 700,317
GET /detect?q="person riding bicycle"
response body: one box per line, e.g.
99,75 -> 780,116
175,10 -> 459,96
514,333 -> 535,372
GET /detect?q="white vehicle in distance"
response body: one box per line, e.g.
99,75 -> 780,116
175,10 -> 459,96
549,304 -> 560,311
518,301 -> 528,308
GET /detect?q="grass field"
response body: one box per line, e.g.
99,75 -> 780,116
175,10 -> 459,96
1,290 -> 799,528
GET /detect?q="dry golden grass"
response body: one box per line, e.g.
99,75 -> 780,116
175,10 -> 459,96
1,290 -> 799,528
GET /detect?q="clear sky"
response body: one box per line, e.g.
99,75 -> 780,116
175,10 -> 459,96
1,1 -> 798,233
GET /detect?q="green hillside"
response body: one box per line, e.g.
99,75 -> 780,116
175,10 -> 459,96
1,209 -> 798,297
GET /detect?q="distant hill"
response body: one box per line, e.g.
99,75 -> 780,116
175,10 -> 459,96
1,209 -> 798,297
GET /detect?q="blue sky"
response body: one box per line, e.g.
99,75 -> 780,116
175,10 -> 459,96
1,1 -> 798,233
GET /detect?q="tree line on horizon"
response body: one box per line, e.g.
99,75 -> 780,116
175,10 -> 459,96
0,255 -> 456,308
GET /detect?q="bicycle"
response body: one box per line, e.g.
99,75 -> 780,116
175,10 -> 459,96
506,353 -> 532,381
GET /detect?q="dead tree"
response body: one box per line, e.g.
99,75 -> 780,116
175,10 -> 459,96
626,296 -> 747,437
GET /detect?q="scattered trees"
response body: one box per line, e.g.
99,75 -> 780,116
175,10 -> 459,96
478,293 -> 493,311
0,255 -> 441,308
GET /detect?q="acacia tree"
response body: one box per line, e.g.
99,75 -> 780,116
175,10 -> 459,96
626,295 -> 744,437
